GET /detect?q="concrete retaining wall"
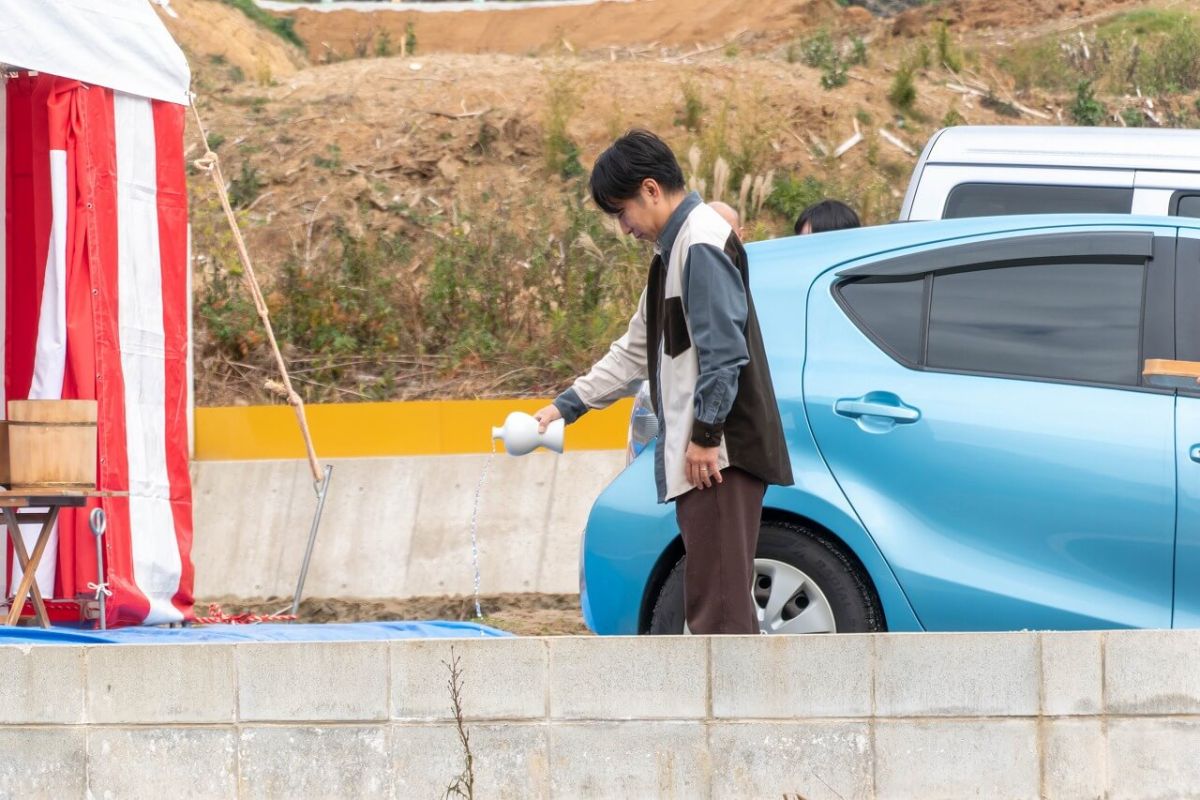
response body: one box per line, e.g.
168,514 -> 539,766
191,452 -> 627,599
4,629 -> 1199,798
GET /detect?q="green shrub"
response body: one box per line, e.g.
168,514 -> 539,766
405,22 -> 417,56
228,161 -> 263,209
198,268 -> 259,360
935,22 -> 962,72
765,175 -> 827,221
376,29 -> 393,57
1120,107 -> 1145,127
1000,10 -> 1200,95
1071,81 -> 1107,125
850,36 -> 869,67
1140,21 -> 1200,93
941,107 -> 965,127
821,60 -> 848,90
676,80 -> 705,131
798,29 -> 863,90
801,30 -> 836,69
273,227 -> 415,365
889,61 -> 917,112
423,195 -> 641,376
544,72 -> 584,180
217,0 -> 303,48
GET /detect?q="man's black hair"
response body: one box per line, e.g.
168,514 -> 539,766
589,129 -> 686,215
794,199 -> 862,235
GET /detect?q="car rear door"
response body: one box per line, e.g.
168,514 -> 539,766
1169,228 -> 1200,627
803,226 -> 1177,631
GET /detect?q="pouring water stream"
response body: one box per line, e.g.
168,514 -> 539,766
467,440 -> 495,622
470,412 -> 564,627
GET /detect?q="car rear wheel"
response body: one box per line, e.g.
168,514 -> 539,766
647,521 -> 885,634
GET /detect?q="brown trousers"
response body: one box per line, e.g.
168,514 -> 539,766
674,467 -> 766,635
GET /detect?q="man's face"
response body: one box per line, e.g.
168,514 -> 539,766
613,183 -> 662,242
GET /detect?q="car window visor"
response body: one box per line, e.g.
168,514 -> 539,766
837,231 -> 1155,278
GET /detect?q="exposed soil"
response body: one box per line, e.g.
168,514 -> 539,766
160,0 -> 307,84
285,0 -> 830,60
198,592 -> 593,635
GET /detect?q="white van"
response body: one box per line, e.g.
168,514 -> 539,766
901,125 -> 1200,221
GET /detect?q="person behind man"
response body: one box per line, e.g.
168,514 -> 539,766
533,130 -> 793,635
708,200 -> 743,241
794,198 -> 861,235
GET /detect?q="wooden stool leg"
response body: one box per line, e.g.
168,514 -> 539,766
4,507 -> 58,628
3,510 -> 51,627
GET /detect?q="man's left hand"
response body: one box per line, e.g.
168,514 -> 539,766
685,442 -> 722,489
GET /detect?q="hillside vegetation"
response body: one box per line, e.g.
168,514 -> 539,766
165,0 -> 1193,405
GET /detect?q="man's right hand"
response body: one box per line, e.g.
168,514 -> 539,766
533,404 -> 563,434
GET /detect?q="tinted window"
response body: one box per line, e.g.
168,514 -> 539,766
927,262 -> 1144,385
837,277 -> 924,364
944,184 -> 1133,219
1174,194 -> 1200,218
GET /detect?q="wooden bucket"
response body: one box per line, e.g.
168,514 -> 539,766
5,400 -> 98,490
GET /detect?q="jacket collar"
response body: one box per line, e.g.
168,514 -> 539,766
655,191 -> 702,260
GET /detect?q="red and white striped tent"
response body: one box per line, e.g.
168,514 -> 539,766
1,0 -> 195,626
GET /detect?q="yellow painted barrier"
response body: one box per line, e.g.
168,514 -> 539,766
194,398 -> 633,460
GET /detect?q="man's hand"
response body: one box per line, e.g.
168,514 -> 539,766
685,442 -> 722,489
533,404 -> 562,434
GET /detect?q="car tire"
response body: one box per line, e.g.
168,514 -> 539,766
647,521 -> 885,634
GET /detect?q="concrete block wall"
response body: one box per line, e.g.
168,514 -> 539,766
3,630 -> 1200,798
190,452 -> 627,600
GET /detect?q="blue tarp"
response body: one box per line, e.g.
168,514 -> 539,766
0,620 -> 511,645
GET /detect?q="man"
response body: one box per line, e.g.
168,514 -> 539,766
533,130 -> 793,635
794,198 -> 861,235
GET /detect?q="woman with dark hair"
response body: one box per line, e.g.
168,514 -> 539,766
794,199 -> 861,235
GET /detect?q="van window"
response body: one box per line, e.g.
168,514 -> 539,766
1172,193 -> 1200,218
943,184 -> 1133,219
926,262 -> 1144,386
836,277 -> 924,364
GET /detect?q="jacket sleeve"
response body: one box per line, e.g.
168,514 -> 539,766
682,243 -> 749,446
553,288 -> 650,423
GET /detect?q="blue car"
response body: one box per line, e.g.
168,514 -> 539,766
581,214 -> 1200,635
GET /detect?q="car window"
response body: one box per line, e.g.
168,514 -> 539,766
1173,194 -> 1200,218
944,183 -> 1133,219
836,277 -> 924,364
926,262 -> 1144,386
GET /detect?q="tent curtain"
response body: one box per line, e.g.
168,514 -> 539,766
3,71 -> 193,626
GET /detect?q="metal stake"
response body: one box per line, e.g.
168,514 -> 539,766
291,464 -> 333,617
89,508 -> 108,630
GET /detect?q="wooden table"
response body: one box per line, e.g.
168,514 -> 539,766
0,490 -> 118,628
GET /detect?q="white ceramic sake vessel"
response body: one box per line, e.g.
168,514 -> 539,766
492,411 -> 564,456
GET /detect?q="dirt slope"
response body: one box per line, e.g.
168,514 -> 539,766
285,0 -> 839,59
158,0 -> 307,84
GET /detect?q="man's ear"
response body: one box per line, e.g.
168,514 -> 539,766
642,178 -> 661,202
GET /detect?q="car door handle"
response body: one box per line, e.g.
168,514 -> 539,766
834,394 -> 921,423
1190,445 -> 1200,463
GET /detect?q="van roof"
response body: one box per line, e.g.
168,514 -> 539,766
924,125 -> 1200,171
